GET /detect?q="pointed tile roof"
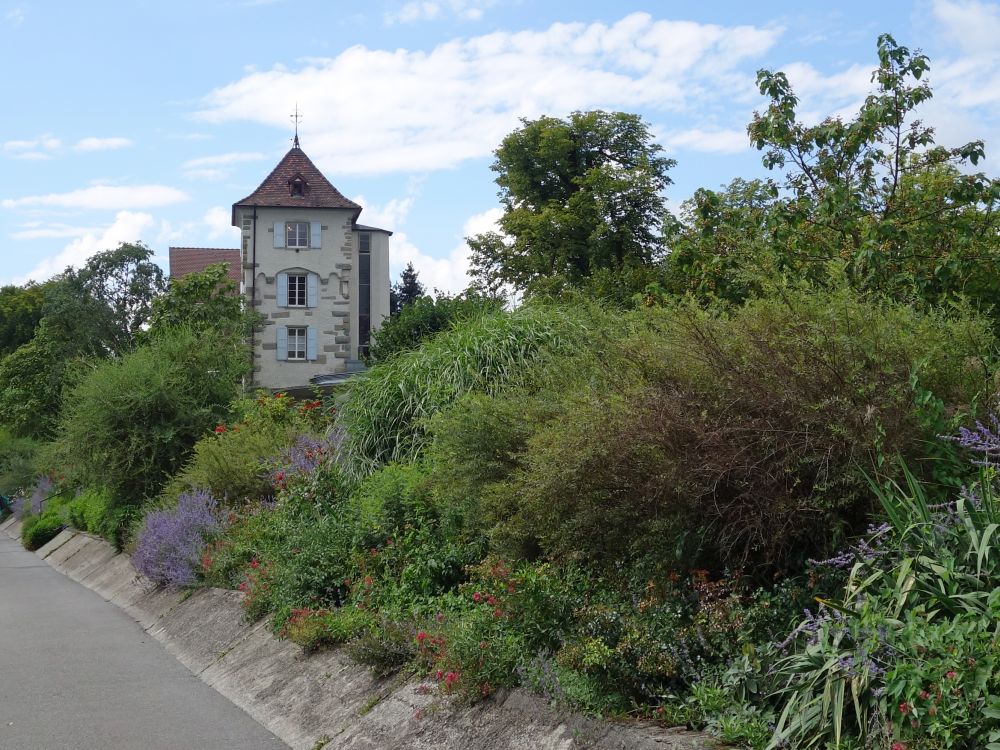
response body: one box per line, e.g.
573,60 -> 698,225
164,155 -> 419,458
232,145 -> 361,224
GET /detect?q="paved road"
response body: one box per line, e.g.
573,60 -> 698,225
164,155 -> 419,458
0,533 -> 286,750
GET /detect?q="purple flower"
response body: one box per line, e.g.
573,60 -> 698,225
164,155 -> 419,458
133,489 -> 220,587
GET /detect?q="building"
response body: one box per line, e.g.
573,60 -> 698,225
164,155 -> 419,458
167,247 -> 241,287
230,140 -> 391,390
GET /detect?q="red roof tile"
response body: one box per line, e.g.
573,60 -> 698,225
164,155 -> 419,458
169,247 -> 241,284
232,146 -> 361,223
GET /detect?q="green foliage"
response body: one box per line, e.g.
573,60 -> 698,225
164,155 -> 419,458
469,110 -> 674,295
745,34 -> 1000,310
278,606 -> 374,652
768,463 -> 1000,749
161,392 -> 324,506
368,292 -> 503,364
42,242 -> 165,356
0,282 -> 47,357
389,261 -> 426,316
0,319 -> 87,439
337,305 -> 590,480
431,288 -> 993,573
45,327 -> 248,510
19,492 -> 75,551
0,427 -> 40,495
65,487 -> 115,538
146,262 -> 257,339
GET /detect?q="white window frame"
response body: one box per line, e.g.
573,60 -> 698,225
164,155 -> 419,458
287,326 -> 307,361
286,222 -> 309,249
287,274 -> 307,307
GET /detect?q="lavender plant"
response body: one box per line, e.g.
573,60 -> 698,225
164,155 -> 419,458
132,489 -> 220,587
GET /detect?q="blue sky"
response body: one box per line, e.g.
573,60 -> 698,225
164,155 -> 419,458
2,0 -> 998,292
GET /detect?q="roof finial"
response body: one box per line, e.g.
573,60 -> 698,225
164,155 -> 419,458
291,104 -> 302,148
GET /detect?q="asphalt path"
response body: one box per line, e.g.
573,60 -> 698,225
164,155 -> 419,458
0,533 -> 286,750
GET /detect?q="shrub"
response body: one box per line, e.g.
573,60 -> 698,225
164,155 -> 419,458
65,487 -> 114,538
20,511 -> 64,551
447,289 -> 993,573
161,392 -> 329,506
0,427 -> 40,495
278,606 -> 374,651
45,327 -> 247,510
132,489 -> 220,587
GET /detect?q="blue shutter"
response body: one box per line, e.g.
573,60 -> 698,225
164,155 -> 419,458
306,327 -> 317,361
276,326 -> 288,360
273,221 -> 285,248
310,221 -> 322,249
307,273 -> 318,307
276,272 -> 288,307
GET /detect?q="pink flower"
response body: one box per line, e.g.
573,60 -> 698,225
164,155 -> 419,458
899,701 -> 910,715
445,671 -> 458,686
416,631 -> 427,644
945,670 -> 957,680
472,591 -> 482,603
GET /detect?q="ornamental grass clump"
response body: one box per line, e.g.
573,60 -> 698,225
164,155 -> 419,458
133,489 -> 220,587
335,305 -> 591,480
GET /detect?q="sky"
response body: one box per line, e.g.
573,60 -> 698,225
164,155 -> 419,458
2,0 -> 999,293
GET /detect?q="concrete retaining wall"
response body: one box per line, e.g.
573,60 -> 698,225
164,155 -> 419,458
0,517 -> 720,750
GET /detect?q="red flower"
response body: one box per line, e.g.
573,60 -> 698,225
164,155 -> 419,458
891,743 -> 907,750
918,690 -> 930,700
416,631 -> 427,644
250,559 -> 260,569
436,670 -> 444,680
472,591 -> 482,603
493,608 -> 503,618
486,595 -> 497,606
444,671 -> 458,686
214,425 -> 227,433
945,670 -> 957,680
899,701 -> 910,715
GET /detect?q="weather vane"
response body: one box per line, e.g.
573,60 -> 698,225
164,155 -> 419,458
291,104 -> 302,147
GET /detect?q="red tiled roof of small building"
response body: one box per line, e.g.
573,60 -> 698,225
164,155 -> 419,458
168,247 -> 241,283
232,145 -> 362,223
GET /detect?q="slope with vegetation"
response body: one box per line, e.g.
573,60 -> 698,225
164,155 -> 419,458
1,34 -> 999,750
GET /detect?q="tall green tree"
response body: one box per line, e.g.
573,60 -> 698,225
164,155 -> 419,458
469,111 -> 674,295
389,262 -> 426,316
0,241 -> 166,438
746,33 -> 1000,306
146,262 -> 254,339
43,242 -> 165,355
0,282 -> 47,356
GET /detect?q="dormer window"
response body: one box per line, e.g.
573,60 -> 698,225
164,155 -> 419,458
288,174 -> 307,197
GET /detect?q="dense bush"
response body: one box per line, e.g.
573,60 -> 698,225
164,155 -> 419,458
430,289 -> 993,573
0,427 -> 39,495
45,327 -> 248,509
65,487 -> 115,538
160,392 -> 329,506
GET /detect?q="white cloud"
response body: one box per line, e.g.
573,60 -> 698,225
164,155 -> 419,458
352,195 -> 414,230
11,222 -> 102,240
14,211 -> 155,284
384,0 -> 495,24
389,207 -> 502,294
3,135 -> 61,160
2,185 -> 189,210
196,13 -> 781,176
74,136 -> 134,152
5,7 -> 24,25
203,206 -> 240,241
181,151 -> 265,180
665,127 -> 749,154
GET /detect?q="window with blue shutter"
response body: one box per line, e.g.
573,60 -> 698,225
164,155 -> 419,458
273,221 -> 285,248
